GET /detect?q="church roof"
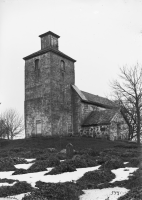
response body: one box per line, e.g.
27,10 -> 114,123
23,47 -> 76,62
82,109 -> 118,126
72,85 -> 117,109
81,91 -> 116,108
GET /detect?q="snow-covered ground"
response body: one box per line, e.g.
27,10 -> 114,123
110,167 -> 138,183
0,165 -> 101,187
0,160 -> 139,200
80,187 -> 129,200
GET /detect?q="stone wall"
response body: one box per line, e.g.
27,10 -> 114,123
81,103 -> 93,121
25,53 -> 52,137
79,125 -> 110,139
79,111 -> 128,140
72,89 -> 82,134
110,112 -> 128,140
50,52 -> 75,135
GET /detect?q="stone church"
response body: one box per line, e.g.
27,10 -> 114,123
23,31 -> 128,140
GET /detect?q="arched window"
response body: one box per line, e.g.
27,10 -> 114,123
60,60 -> 65,72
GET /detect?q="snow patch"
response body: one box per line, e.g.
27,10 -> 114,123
25,158 -> 36,162
0,182 -> 17,187
79,187 -> 129,200
14,163 -> 34,170
111,167 -> 138,183
0,193 -> 30,200
124,162 -> 129,164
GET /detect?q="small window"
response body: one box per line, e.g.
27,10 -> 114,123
35,59 -> 40,78
60,60 -> 65,72
35,59 -> 39,71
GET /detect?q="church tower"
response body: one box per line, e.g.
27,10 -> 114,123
23,31 -> 76,137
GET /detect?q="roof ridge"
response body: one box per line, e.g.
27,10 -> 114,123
81,90 -> 111,100
23,47 -> 76,62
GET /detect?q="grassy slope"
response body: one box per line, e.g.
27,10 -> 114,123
0,136 -> 141,199
0,136 -> 133,151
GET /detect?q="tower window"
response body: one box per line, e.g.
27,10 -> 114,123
35,59 -> 39,71
35,59 -> 40,78
60,60 -> 65,72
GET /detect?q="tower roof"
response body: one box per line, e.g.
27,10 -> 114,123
39,31 -> 60,38
23,47 -> 76,62
23,31 -> 76,62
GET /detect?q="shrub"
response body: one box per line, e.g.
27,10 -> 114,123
0,181 -> 33,197
72,154 -> 98,167
77,169 -> 115,189
10,157 -> 28,165
126,169 -> 142,189
68,158 -> 87,168
28,158 -> 60,173
97,154 -> 113,165
12,168 -> 28,175
46,153 -> 99,175
77,148 -> 99,157
13,157 -> 60,175
0,158 -> 16,171
126,158 -> 140,167
22,181 -> 83,200
100,158 -> 124,170
36,153 -> 51,161
56,152 -> 67,160
28,161 -> 49,173
45,161 -> 76,175
120,150 -> 139,160
101,148 -> 121,158
37,152 -> 62,162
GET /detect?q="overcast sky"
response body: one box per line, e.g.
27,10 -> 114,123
0,0 -> 142,117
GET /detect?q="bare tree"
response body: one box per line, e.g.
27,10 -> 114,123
0,119 -> 8,138
111,64 -> 142,144
0,109 -> 24,140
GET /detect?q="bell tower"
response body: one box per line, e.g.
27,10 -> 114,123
39,31 -> 60,50
23,31 -> 76,137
